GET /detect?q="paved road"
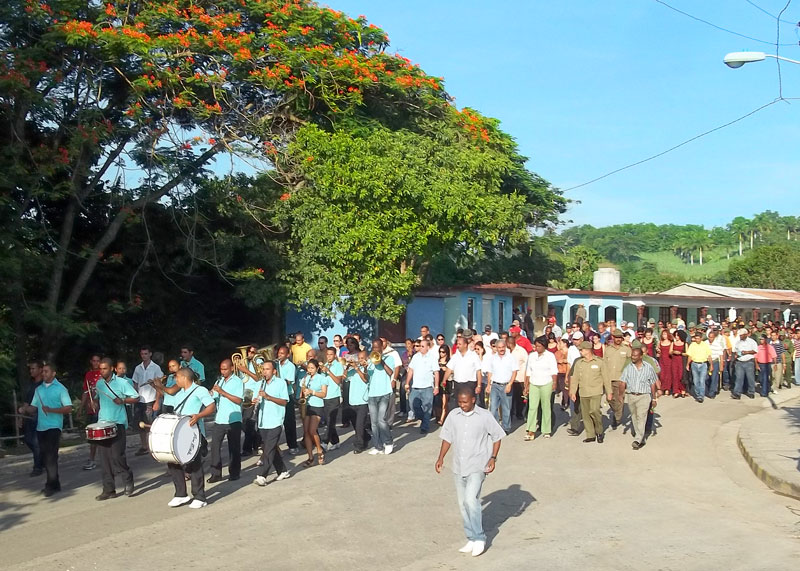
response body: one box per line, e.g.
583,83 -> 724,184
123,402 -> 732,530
1,395 -> 799,570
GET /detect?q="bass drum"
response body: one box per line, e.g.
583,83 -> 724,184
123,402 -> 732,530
148,414 -> 201,465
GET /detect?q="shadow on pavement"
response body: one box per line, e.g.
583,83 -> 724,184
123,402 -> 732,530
482,484 -> 536,544
779,406 -> 800,473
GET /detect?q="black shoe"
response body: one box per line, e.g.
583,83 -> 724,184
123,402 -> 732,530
229,475 -> 240,481
43,488 -> 56,497
583,437 -> 596,443
747,393 -> 755,399
731,394 -> 741,399
207,475 -> 223,484
696,398 -> 704,403
353,448 -> 365,454
95,491 -> 116,501
567,429 -> 581,437
611,418 -> 618,430
124,482 -> 134,496
30,468 -> 43,477
632,441 -> 641,450
596,434 -> 605,443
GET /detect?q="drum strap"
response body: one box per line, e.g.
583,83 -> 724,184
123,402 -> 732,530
174,386 -> 200,414
102,380 -> 121,401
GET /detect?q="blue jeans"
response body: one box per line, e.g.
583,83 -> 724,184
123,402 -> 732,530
758,364 -> 771,396
794,357 -> 800,385
489,383 -> 511,431
454,472 -> 486,542
707,360 -> 721,398
367,394 -> 393,449
409,387 -> 434,432
734,360 -> 756,396
23,420 -> 42,471
691,362 -> 708,400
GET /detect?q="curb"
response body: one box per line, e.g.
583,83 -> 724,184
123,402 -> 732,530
736,391 -> 800,501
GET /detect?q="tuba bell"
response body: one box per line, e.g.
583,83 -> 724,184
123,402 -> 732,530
232,345 -> 250,368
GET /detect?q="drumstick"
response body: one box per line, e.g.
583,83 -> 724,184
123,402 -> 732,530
139,421 -> 151,430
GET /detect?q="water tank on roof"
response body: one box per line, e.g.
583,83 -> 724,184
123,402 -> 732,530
593,268 -> 620,292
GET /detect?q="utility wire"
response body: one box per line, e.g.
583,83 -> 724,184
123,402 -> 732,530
744,0 -> 798,25
776,0 -> 794,98
654,0 -> 797,46
562,99 -> 785,192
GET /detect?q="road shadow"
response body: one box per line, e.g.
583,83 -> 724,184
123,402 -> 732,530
0,501 -> 31,532
778,406 -> 800,474
482,484 -> 536,545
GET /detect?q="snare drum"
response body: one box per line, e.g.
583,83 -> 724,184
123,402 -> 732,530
148,414 -> 201,465
85,421 -> 118,441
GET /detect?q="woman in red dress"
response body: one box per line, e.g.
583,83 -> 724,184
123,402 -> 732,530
657,330 -> 674,395
642,328 -> 656,358
670,331 -> 688,397
592,335 -> 605,358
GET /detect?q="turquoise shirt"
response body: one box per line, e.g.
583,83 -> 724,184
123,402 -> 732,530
322,360 -> 344,400
304,373 -> 328,408
278,359 -> 297,386
257,376 -> 289,429
367,353 -> 396,397
243,378 -> 260,402
213,375 -> 244,424
163,374 -> 176,407
174,385 -> 215,436
181,356 -> 206,384
31,379 -> 72,431
347,368 -> 369,406
97,375 -> 138,427
118,375 -> 135,390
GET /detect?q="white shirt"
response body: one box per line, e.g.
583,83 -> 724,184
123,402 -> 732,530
525,350 -> 559,386
488,352 -> 518,384
709,336 -> 727,360
481,332 -> 499,347
383,347 -> 402,380
446,349 -> 482,384
552,325 -> 563,338
567,345 -> 581,367
132,361 -> 164,403
734,337 -> 758,362
408,351 -> 437,388
510,345 -> 529,382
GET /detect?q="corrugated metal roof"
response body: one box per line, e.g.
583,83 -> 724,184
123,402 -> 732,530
662,283 -> 800,304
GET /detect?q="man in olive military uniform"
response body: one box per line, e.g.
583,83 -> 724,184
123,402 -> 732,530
603,329 -> 631,429
569,341 -> 613,443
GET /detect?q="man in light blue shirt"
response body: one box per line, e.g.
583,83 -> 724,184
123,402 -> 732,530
169,367 -> 216,509
208,359 -> 244,483
405,339 -> 439,434
19,362 -> 72,496
366,339 -> 397,455
95,358 -> 139,501
180,344 -> 206,386
253,361 -> 291,486
348,351 -> 372,453
321,348 -> 345,451
277,345 -> 299,454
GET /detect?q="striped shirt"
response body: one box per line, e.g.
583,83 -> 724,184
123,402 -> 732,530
620,361 -> 658,395
770,340 -> 785,359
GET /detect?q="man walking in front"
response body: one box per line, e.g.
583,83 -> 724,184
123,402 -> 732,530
603,329 -> 630,429
620,347 -> 659,450
435,386 -> 505,558
569,341 -> 613,443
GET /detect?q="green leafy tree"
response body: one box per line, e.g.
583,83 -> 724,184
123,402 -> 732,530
728,216 -> 749,256
728,244 -> 800,289
550,246 -> 601,290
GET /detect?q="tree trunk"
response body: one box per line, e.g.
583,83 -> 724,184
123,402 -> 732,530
699,247 -> 703,266
690,253 -> 694,265
739,239 -> 742,256
750,231 -> 754,249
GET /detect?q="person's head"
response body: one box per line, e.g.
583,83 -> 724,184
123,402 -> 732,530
89,353 -> 102,370
40,362 -> 57,383
294,332 -> 305,345
326,347 -> 336,362
380,337 -> 391,350
582,321 -> 591,332
278,345 -> 290,362
506,334 -> 516,349
179,345 -> 194,361
660,329 -> 672,341
317,336 -> 328,349
771,331 -> 779,341
306,358 -> 319,375
420,325 -> 430,337
345,336 -> 359,353
534,336 -> 547,354
612,329 -> 623,345
572,332 -> 583,345
371,339 -> 382,353
496,340 -> 507,355
333,335 -> 343,348
220,358 -> 233,378
738,328 -> 749,340
28,360 -> 43,381
436,334 -> 445,346
456,336 -> 469,352
644,328 -> 653,339
579,341 -> 593,359
305,348 -> 317,361
413,338 -> 421,352
484,324 -> 492,334
175,367 -> 195,389
99,357 -> 114,380
247,345 -> 258,359
115,361 -> 127,377
438,343 -> 450,359
139,346 -> 152,363
261,360 -> 276,380
692,332 -> 703,343
631,347 -> 643,364
759,335 -> 768,345
456,385 -> 477,413
167,359 -> 180,374
357,350 -> 369,364
598,322 -> 607,332
508,325 -> 522,339
708,330 -> 717,342
474,340 -> 485,357
405,338 -> 414,352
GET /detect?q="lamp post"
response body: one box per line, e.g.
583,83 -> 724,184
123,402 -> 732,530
723,51 -> 800,68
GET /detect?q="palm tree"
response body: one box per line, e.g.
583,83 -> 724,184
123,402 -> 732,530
782,215 -> 800,241
728,216 -> 749,256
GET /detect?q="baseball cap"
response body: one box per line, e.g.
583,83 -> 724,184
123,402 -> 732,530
611,329 -> 624,338
571,332 -> 583,340
509,325 -> 521,334
738,328 -> 748,336
484,325 -> 491,331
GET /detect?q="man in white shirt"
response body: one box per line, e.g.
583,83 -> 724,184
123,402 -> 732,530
131,346 -> 163,456
486,340 -> 517,432
506,335 -> 529,422
442,335 -> 483,407
481,325 -> 499,348
405,339 -> 439,433
732,328 -> 758,399
707,329 -> 727,398
567,332 -> 582,367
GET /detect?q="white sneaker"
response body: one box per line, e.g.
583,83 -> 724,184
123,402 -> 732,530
408,411 -> 416,420
384,444 -> 394,455
288,448 -> 299,455
471,540 -> 485,557
329,443 -> 340,451
256,460 -> 263,467
82,461 -> 96,471
167,496 -> 191,507
275,471 -> 291,481
458,541 -> 474,553
189,499 -> 207,509
368,447 -> 384,455
254,475 -> 268,487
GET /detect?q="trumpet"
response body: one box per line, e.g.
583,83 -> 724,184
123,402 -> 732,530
369,351 -> 383,365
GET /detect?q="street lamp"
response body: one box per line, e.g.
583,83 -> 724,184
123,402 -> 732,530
723,51 -> 800,68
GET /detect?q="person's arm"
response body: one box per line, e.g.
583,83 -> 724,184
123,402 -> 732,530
485,439 -> 501,474
259,388 -> 288,407
686,350 -> 694,370
404,367 -> 414,392
189,401 -> 216,427
237,363 -> 259,381
355,365 -> 369,383
602,363 -> 613,401
212,381 -> 243,405
435,439 -> 451,473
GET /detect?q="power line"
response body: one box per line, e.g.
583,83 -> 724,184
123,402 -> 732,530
776,0 -> 795,98
562,99 -> 786,192
654,0 -> 797,46
744,0 -> 798,25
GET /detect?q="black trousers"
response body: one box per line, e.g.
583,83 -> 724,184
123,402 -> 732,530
258,426 -> 287,477
242,418 -> 261,454
351,403 -> 370,451
283,402 -> 298,449
210,421 -> 241,478
97,426 -> 133,494
169,446 -> 205,501
341,382 -> 355,425
323,397 -> 340,445
511,382 -> 527,419
37,429 -> 61,491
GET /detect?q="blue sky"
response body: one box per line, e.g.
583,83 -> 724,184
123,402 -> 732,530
330,0 -> 800,228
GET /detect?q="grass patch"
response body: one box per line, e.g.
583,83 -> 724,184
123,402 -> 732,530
638,249 -> 736,278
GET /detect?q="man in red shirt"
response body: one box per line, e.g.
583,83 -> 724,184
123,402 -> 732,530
81,353 -> 102,470
509,326 -> 533,353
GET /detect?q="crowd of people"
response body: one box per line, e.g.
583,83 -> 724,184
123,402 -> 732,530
16,314 -> 799,508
